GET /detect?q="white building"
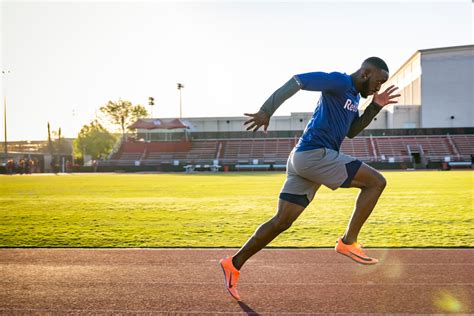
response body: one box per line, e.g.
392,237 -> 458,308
364,44 -> 473,129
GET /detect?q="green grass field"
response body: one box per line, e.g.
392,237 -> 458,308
1,171 -> 473,248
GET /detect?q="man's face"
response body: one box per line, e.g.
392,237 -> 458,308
360,68 -> 389,98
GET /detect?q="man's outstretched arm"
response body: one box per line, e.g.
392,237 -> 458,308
261,76 -> 302,117
244,72 -> 351,132
244,77 -> 301,132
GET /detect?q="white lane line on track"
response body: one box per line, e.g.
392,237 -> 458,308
1,263 -> 473,266
1,281 -> 473,286
0,309 -> 440,315
1,248 -> 473,251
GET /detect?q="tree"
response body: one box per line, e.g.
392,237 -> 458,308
99,99 -> 148,138
73,120 -> 117,160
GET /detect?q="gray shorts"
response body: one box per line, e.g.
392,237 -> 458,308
280,147 -> 362,202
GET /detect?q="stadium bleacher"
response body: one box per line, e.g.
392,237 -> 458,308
105,134 -> 473,170
221,138 -> 296,165
373,136 -> 455,162
450,135 -> 474,158
340,137 -> 374,162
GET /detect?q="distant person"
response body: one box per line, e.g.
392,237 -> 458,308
6,159 -> 11,175
220,57 -> 400,301
6,159 -> 14,175
66,160 -> 73,173
50,158 -> 58,174
24,158 -> 31,174
30,158 -> 34,173
19,159 -> 25,175
32,158 -> 40,173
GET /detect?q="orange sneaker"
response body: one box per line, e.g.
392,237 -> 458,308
219,257 -> 241,301
335,237 -> 378,265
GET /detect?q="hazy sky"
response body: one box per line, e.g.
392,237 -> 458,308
1,0 -> 473,141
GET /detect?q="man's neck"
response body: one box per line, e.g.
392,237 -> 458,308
350,70 -> 363,94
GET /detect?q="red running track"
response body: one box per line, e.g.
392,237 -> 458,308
0,248 -> 473,315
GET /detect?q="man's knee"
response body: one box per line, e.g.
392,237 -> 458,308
379,175 -> 387,190
360,165 -> 386,191
271,217 -> 294,232
372,173 -> 387,191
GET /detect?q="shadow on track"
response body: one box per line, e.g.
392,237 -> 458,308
238,301 -> 259,315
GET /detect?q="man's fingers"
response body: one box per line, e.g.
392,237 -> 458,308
253,125 -> 261,132
381,85 -> 395,94
389,89 -> 399,96
244,118 -> 255,125
244,111 -> 269,132
248,123 -> 264,131
385,86 -> 399,95
389,94 -> 401,99
384,85 -> 395,92
246,122 -> 257,131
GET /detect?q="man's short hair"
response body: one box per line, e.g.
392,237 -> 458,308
364,57 -> 389,73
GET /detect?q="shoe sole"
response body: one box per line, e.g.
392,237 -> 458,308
219,261 -> 241,301
336,248 -> 378,265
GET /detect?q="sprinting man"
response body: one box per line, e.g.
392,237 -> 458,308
220,57 -> 400,301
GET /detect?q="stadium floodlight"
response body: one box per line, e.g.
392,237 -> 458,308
177,83 -> 184,118
148,97 -> 154,106
148,97 -> 155,118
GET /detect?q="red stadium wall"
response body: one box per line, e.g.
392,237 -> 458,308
121,142 -> 146,152
121,141 -> 192,153
146,141 -> 192,153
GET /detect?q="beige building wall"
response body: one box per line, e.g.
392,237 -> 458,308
420,46 -> 473,128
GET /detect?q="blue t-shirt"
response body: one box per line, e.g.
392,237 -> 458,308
294,72 -> 360,152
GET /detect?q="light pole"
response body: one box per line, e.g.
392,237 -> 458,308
177,83 -> 184,118
2,70 -> 10,158
148,97 -> 155,118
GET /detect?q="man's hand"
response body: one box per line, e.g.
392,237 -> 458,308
244,110 -> 270,132
373,85 -> 401,107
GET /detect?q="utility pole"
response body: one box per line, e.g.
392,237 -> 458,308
3,95 -> 6,157
2,70 -> 10,158
177,83 -> 184,118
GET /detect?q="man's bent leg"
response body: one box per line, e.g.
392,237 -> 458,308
342,163 -> 386,245
232,198 -> 307,270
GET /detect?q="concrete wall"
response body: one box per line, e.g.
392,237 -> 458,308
388,105 -> 420,129
142,112 -> 314,134
365,106 -> 420,129
421,47 -> 474,128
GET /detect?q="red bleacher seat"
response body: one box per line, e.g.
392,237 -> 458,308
108,135 -> 473,167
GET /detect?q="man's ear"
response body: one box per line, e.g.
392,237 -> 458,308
362,68 -> 372,80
